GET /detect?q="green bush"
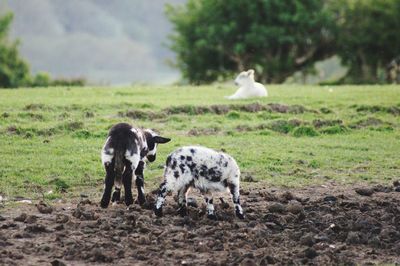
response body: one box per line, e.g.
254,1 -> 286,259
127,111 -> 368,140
0,13 -> 31,88
32,72 -> 51,87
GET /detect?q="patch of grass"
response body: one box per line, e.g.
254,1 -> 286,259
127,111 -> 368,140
226,111 -> 240,119
320,125 -> 349,135
17,112 -> 45,121
313,119 -> 343,128
258,130 -> 271,136
57,121 -> 84,132
0,85 -> 399,198
308,160 -> 321,168
355,105 -> 400,116
44,192 -> 62,200
267,120 -> 297,134
5,125 -> 57,137
138,103 -> 156,109
24,103 -> 49,111
119,110 -> 162,120
350,117 -> 386,128
73,130 -> 92,139
370,126 -> 394,132
49,178 -> 70,193
320,107 -> 333,114
292,126 -> 319,137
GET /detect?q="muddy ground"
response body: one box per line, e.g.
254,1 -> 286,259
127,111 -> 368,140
1,182 -> 400,265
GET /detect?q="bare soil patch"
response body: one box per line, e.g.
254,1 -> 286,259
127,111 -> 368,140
1,182 -> 399,265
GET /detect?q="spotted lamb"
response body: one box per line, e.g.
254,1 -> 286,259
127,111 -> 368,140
100,123 -> 170,208
154,146 -> 245,219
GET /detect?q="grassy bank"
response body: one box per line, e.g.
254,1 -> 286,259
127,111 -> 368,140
0,85 -> 399,199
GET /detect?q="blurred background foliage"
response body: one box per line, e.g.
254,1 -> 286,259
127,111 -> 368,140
0,13 -> 86,88
167,0 -> 400,84
1,0 -> 400,88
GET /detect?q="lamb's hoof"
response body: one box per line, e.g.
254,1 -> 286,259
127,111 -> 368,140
135,196 -> 146,206
125,196 -> 134,207
236,211 -> 245,220
187,197 -> 198,208
177,206 -> 187,217
154,207 -> 163,217
207,213 -> 217,220
111,191 -> 121,203
100,199 -> 109,209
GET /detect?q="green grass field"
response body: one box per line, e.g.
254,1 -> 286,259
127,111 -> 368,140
0,85 -> 399,200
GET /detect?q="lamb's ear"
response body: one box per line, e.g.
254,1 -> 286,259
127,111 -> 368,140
247,69 -> 255,76
153,136 -> 171,144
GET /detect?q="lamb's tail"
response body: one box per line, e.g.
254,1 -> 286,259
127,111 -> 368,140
114,149 -> 125,186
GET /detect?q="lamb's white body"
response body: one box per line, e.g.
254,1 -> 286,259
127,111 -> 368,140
226,69 -> 268,99
154,146 -> 244,219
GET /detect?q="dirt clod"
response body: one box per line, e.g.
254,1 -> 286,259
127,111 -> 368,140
243,174 -> 257,182
55,214 -> 69,224
355,188 -> 375,196
346,232 -> 361,244
25,215 -> 38,224
373,185 -> 392,193
25,224 -> 48,233
14,213 -> 27,222
304,247 -> 318,259
300,233 -> 315,247
287,201 -> 303,214
323,195 -> 337,202
268,203 -> 286,213
51,259 -> 67,266
36,201 -> 53,214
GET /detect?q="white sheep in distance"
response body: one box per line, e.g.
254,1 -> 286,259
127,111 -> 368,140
225,69 -> 268,99
154,146 -> 245,220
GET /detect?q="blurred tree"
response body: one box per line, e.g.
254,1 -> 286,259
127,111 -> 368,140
332,0 -> 400,83
166,0 -> 337,84
31,72 -> 51,87
0,13 -> 31,88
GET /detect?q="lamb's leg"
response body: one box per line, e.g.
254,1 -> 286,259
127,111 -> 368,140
229,182 -> 245,219
111,168 -> 122,203
177,185 -> 190,217
100,161 -> 115,208
154,180 -> 170,217
122,161 -> 134,206
203,192 -> 216,220
111,187 -> 121,203
134,161 -> 146,205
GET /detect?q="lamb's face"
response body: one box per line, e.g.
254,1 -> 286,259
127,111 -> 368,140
144,129 -> 171,162
234,69 -> 255,86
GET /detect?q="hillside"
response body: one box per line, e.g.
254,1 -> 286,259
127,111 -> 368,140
0,0 -> 186,84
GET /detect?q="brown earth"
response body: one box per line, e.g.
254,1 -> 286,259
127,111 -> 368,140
1,182 -> 400,265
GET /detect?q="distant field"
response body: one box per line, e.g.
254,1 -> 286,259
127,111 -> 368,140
0,85 -> 399,200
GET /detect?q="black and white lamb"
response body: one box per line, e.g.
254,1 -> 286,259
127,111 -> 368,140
154,146 -> 245,219
100,123 -> 170,208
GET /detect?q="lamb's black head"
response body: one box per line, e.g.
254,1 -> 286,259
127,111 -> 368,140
143,129 -> 171,162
